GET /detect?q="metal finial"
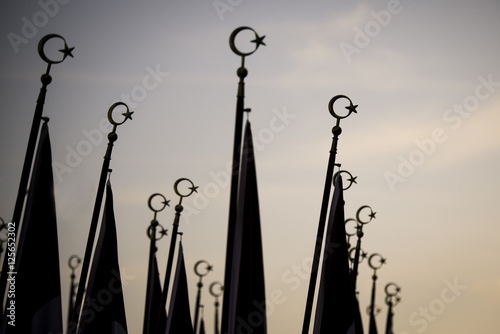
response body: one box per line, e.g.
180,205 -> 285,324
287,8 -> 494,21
356,205 -> 376,225
194,260 -> 213,278
328,95 -> 358,122
368,253 -> 386,271
173,178 -> 198,200
229,26 -> 266,58
333,170 -> 357,190
38,34 -> 74,66
68,254 -> 81,272
193,260 -> 213,333
209,281 -> 224,298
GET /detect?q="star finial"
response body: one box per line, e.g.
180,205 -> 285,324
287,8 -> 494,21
348,175 -> 358,184
162,199 -> 171,207
380,258 -> 387,265
59,43 -> 75,59
122,110 -> 134,121
189,185 -> 199,193
251,34 -> 266,48
369,211 -> 377,219
159,228 -> 168,237
345,104 -> 358,114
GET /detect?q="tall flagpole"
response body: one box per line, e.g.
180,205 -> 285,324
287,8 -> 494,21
0,34 -> 74,311
221,26 -> 265,334
156,178 -> 198,332
144,193 -> 169,334
69,102 -> 133,333
302,95 -> 357,334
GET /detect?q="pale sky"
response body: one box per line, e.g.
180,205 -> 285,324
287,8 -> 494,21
1,1 -> 500,333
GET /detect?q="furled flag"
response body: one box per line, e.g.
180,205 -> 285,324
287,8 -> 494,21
369,308 -> 378,334
77,182 -> 128,334
165,241 -> 194,334
1,121 -> 63,333
313,175 -> 359,334
143,253 -> 166,334
226,121 -> 267,334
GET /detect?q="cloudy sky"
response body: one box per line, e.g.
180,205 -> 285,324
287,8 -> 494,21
1,0 -> 500,333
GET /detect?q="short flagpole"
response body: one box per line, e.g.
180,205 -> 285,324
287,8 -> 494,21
302,95 -> 357,334
384,282 -> 401,334
156,178 -> 197,332
0,34 -> 74,310
193,260 -> 213,333
67,255 -> 81,334
209,281 -> 223,334
69,102 -> 133,333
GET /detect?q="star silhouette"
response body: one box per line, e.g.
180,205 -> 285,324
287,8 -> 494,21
251,34 -> 266,48
345,104 -> 358,114
162,199 -> 171,207
122,110 -> 134,121
369,211 -> 377,219
189,185 -> 199,193
348,175 -> 358,184
59,43 -> 75,59
159,228 -> 168,237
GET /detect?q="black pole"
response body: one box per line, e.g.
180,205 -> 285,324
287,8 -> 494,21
0,34 -> 73,315
193,261 -> 212,333
69,103 -> 133,333
301,95 -> 357,334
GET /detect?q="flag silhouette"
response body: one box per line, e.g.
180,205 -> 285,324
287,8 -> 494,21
143,254 -> 166,334
226,121 -> 267,334
369,309 -> 378,334
77,182 -> 128,334
1,121 -> 63,333
199,316 -> 206,334
165,241 -> 194,334
313,175 -> 358,334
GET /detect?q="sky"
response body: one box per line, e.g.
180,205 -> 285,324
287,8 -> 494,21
1,0 -> 500,333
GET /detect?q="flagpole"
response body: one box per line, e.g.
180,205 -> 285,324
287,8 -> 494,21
67,255 -> 81,334
384,282 -> 401,334
368,253 -> 386,334
0,34 -> 74,310
144,193 -> 169,334
69,102 -> 133,333
209,281 -> 223,334
193,260 -> 213,334
221,26 -> 265,334
302,95 -> 357,334
157,178 -> 197,332
350,205 -> 376,292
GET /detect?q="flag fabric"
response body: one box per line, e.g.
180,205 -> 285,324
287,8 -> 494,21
165,241 -> 194,334
313,174 -> 359,334
226,121 -> 267,334
143,253 -> 166,334
77,182 -> 128,334
1,121 -> 63,333
369,308 -> 378,334
199,316 -> 206,334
